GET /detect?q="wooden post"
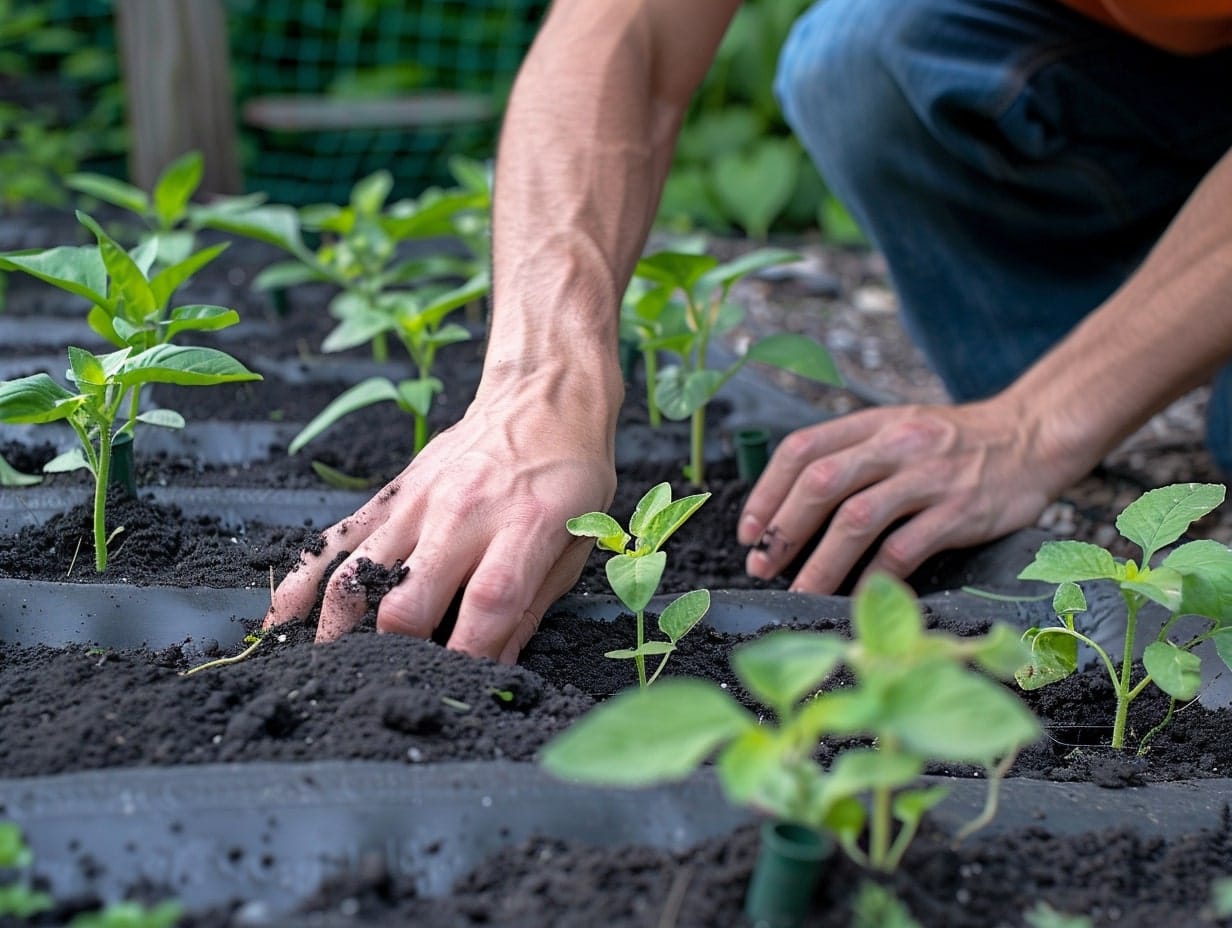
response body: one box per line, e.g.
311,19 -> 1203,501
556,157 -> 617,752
113,0 -> 242,195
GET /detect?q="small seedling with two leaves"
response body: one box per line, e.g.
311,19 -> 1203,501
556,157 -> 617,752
628,247 -> 840,486
543,574 -> 1039,870
0,210 -> 261,571
1015,483 -> 1232,750
567,482 -> 712,688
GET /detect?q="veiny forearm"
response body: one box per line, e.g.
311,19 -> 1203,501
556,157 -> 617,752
1002,144 -> 1232,487
485,0 -> 739,384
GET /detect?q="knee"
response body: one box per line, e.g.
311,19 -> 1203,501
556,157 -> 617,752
774,0 -> 914,183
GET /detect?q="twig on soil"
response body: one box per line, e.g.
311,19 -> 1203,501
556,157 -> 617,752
657,865 -> 693,928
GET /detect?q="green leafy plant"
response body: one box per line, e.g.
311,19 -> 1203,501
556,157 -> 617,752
543,573 -> 1039,870
67,151 -> 264,267
566,482 -> 712,688
217,162 -> 491,457
630,247 -> 841,485
851,881 -> 922,928
0,211 -> 261,571
1015,483 -> 1232,750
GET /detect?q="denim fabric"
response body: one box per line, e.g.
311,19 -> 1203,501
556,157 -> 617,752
775,0 -> 1232,468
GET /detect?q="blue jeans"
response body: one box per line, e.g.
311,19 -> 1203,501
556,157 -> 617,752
776,0 -> 1232,469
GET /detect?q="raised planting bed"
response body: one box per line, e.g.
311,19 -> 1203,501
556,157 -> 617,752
3,235 -> 1231,928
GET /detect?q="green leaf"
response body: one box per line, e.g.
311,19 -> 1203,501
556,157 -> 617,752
152,150 -> 203,227
732,629 -> 847,715
135,408 -> 185,429
65,171 -> 149,215
744,333 -> 841,385
43,448 -> 91,473
310,460 -> 377,490
149,242 -> 228,309
415,270 -> 490,329
1211,629 -> 1232,674
0,451 -> 42,487
565,512 -> 629,554
395,376 -> 443,417
852,573 -> 923,659
351,170 -> 394,215
850,880 -> 924,928
199,204 -> 309,259
892,785 -> 949,825
605,641 -> 675,659
1163,539 -> 1232,621
116,345 -> 262,387
606,550 -> 666,614
819,748 -> 923,810
639,492 -> 710,554
821,795 -> 867,846
0,244 -> 107,305
1018,540 -> 1119,583
880,661 -> 1041,763
321,305 -> 393,353
972,623 -> 1032,679
288,377 -> 401,455
1015,628 -> 1078,690
160,304 -> 241,340
655,366 -> 724,420
130,236 -> 161,277
1122,567 -> 1184,612
1053,581 -> 1087,617
715,726 -> 785,806
541,678 -> 751,785
0,373 -> 79,423
1117,483 -> 1225,565
712,139 -> 800,240
698,247 -> 799,294
629,482 -> 673,537
658,589 -> 710,643
1142,642 -> 1201,701
67,346 -> 106,387
87,304 -> 124,348
633,251 -> 718,293
252,259 -> 330,291
77,211 -> 156,322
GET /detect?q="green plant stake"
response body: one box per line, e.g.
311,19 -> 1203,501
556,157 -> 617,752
1015,483 -> 1232,750
735,427 -> 770,482
632,248 -> 840,486
108,429 -> 137,499
543,574 -> 1039,873
566,482 -> 711,687
744,820 -> 831,928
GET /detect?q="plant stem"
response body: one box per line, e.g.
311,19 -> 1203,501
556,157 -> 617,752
689,407 -> 705,488
635,608 -> 648,688
644,350 -> 660,428
372,331 -> 389,364
870,783 -> 891,870
93,424 -> 113,572
182,632 -> 266,676
413,411 -> 428,454
1111,593 -> 1142,749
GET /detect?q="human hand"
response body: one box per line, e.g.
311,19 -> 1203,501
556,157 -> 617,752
264,370 -> 619,662
737,400 -> 1086,593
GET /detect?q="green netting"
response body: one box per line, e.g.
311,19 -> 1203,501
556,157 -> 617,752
227,0 -> 548,205
22,0 -> 547,205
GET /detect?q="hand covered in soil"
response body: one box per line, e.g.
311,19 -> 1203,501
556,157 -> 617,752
264,371 -> 618,662
737,399 -> 1083,593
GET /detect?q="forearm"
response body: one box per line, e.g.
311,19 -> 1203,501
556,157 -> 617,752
483,0 -> 739,401
1002,144 -> 1232,487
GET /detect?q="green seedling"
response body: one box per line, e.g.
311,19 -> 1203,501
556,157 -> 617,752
215,163 -> 491,457
0,450 -> 41,487
851,881 -> 922,928
182,631 -> 267,677
567,482 -> 712,688
1015,483 -> 1232,750
66,150 -> 264,267
0,211 -> 261,571
542,573 -> 1039,871
631,248 -> 840,485
69,901 -> 183,928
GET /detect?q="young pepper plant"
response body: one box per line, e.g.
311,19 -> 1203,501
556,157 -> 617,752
566,482 -> 712,688
0,211 -> 261,571
66,150 -> 265,267
542,573 -> 1039,871
631,248 -> 841,486
1015,482 -> 1232,750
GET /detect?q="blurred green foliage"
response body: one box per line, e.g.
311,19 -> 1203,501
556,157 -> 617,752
658,0 -> 866,243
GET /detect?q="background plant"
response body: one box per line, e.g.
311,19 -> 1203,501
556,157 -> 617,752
1015,483 -> 1232,750
567,482 -> 711,688
543,573 -> 1038,871
0,211 -> 261,570
212,161 -> 491,459
630,247 -> 841,486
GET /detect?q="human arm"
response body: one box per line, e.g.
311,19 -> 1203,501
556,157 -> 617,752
263,0 -> 741,660
740,143 -> 1232,591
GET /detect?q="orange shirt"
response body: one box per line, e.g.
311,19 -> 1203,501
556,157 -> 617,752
1060,0 -> 1232,53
